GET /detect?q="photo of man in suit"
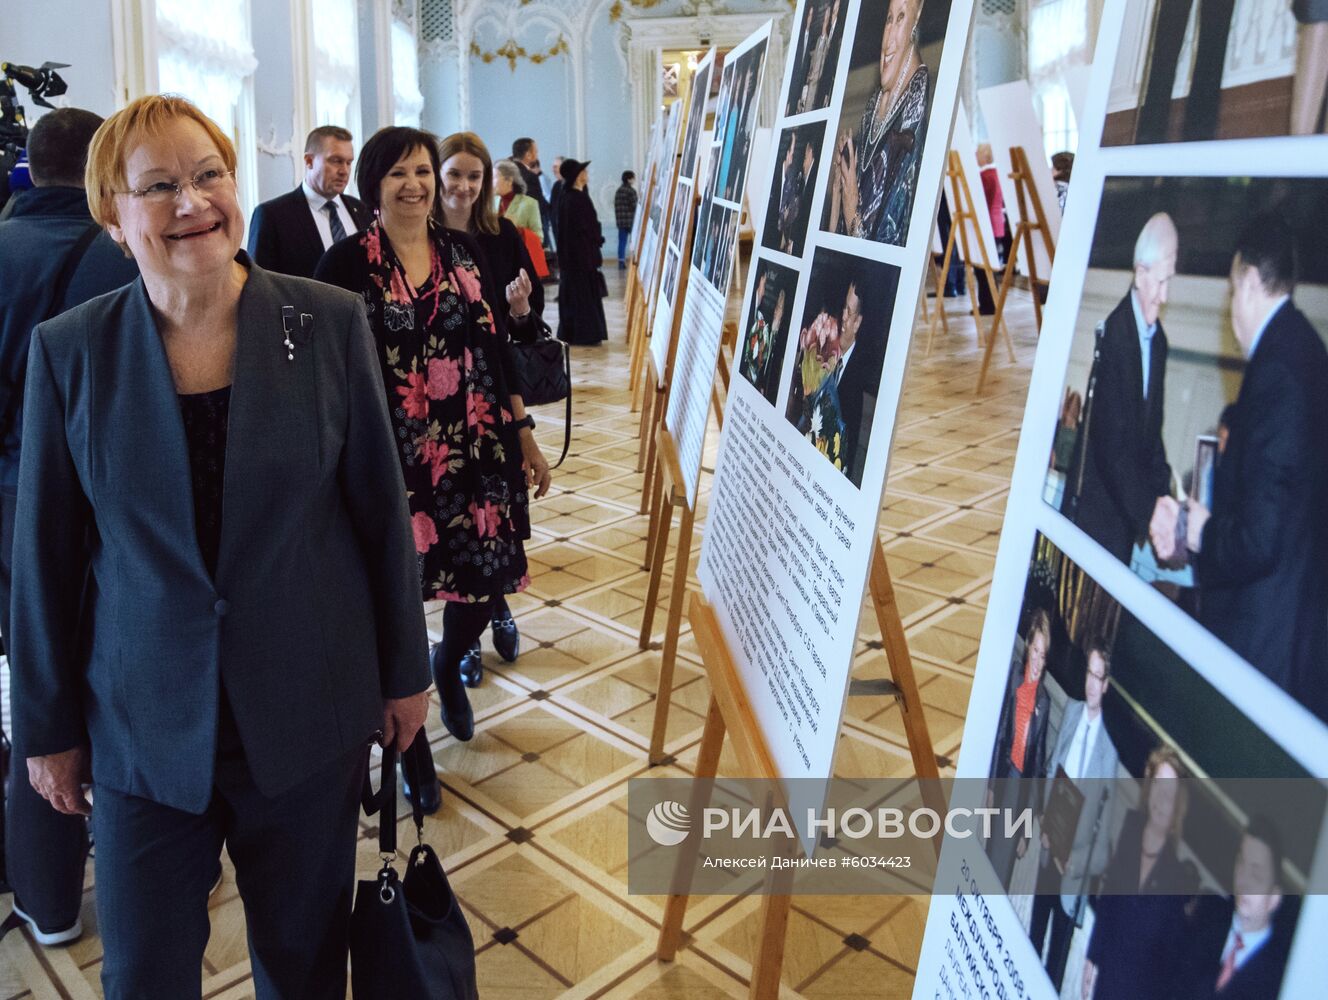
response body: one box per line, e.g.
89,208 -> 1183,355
1171,214 -> 1328,722
1132,0 -> 1237,144
1028,638 -> 1119,992
1064,212 -> 1177,565
1174,817 -> 1294,1000
247,126 -> 372,278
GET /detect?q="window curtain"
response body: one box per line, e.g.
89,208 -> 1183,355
392,19 -> 425,126
156,0 -> 257,143
314,0 -> 359,127
1027,0 -> 1090,159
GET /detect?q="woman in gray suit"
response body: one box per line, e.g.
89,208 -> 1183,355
7,95 -> 431,999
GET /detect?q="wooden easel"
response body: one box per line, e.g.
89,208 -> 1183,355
926,151 -> 1012,361
655,551 -> 941,996
626,162 -> 661,408
976,145 -> 1055,395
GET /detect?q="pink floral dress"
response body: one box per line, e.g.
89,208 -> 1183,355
316,221 -> 530,602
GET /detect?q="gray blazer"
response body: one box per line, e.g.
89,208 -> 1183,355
1042,698 -> 1119,915
8,258 -> 430,814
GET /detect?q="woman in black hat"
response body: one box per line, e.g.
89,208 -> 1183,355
554,158 -> 608,345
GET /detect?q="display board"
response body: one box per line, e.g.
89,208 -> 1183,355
648,49 -> 716,386
693,0 -> 975,793
628,117 -> 664,257
977,79 -> 1061,280
663,22 -> 773,504
915,1 -> 1328,996
638,104 -> 682,301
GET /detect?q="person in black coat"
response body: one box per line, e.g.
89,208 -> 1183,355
0,106 -> 139,946
986,609 -> 1053,888
1180,216 -> 1328,722
1172,817 -> 1293,1000
1064,212 -> 1177,565
555,159 -> 608,345
247,126 -> 372,278
1081,748 -> 1198,1000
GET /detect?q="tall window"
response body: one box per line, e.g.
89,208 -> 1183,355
314,0 -> 360,129
1027,0 -> 1089,158
155,0 -> 258,212
392,19 -> 425,126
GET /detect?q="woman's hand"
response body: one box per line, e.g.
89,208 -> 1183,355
506,267 -> 533,318
28,746 -> 92,816
520,428 -> 551,498
838,133 -> 860,233
381,691 -> 431,753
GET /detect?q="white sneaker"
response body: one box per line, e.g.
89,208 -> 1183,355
9,899 -> 82,946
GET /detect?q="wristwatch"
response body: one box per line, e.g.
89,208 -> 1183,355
512,415 -> 536,431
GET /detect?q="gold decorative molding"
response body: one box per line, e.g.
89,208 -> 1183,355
609,0 -> 664,23
469,34 -> 571,70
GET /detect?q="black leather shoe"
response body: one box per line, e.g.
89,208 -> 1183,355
491,615 -> 520,663
459,641 -> 484,688
400,763 -> 443,815
431,643 -> 475,741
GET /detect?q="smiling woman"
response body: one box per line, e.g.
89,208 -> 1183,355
8,94 -> 432,999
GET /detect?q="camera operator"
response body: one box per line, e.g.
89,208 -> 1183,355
0,106 -> 137,945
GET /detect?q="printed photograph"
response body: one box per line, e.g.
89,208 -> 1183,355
661,244 -> 681,305
667,176 -> 691,250
761,122 -> 827,258
985,534 -> 1320,1000
1103,0 -> 1328,146
711,39 -> 768,205
1045,176 -> 1328,724
785,0 -> 850,117
820,0 -> 956,246
738,257 -> 799,405
783,248 -> 900,487
679,60 -> 714,180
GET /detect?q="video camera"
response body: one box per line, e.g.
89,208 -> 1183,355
1,61 -> 70,213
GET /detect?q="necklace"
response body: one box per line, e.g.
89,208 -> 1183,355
869,58 -> 914,146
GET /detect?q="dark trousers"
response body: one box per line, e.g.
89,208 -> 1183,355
1029,863 -> 1075,991
0,489 -> 90,927
402,599 -> 492,786
93,746 -> 366,1000
1136,0 -> 1237,143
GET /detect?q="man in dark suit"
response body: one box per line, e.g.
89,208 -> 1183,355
512,137 -> 552,248
1174,817 -> 1292,1000
1028,639 -> 1120,991
1134,0 -> 1237,143
0,107 -> 139,945
830,278 -> 881,487
1179,215 -> 1328,722
1065,212 -> 1178,565
246,126 -> 372,278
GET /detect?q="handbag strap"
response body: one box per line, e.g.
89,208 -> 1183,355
551,345 -> 571,469
364,743 -> 425,860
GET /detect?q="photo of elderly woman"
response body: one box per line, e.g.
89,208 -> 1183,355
822,0 -> 954,247
783,248 -> 899,487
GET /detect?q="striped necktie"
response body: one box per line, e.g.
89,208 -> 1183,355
324,200 -> 347,242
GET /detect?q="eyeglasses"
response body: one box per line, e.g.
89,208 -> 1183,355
121,168 -> 234,203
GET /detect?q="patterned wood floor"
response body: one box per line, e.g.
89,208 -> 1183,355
0,269 -> 1038,998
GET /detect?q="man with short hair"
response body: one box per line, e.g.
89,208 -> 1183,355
1175,817 -> 1293,999
247,126 -> 371,277
614,170 -> 637,269
1064,212 -> 1178,566
0,106 -> 139,945
1028,640 -> 1120,991
512,137 -> 552,245
1176,214 -> 1328,722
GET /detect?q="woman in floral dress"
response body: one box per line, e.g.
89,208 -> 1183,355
317,127 -> 551,811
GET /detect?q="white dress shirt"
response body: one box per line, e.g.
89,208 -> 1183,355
302,181 -> 358,251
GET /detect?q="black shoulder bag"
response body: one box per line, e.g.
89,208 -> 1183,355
510,314 -> 572,468
350,747 -> 478,1000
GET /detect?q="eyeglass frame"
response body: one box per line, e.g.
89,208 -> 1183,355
118,167 -> 236,202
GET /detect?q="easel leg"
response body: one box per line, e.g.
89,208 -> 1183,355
976,226 -> 1023,395
640,395 -> 662,512
639,491 -> 675,650
638,382 -> 658,474
925,227 -> 958,357
748,886 -> 795,1000
648,504 -> 695,762
657,695 -> 726,958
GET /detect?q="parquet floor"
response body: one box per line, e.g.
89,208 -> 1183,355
0,268 -> 1039,998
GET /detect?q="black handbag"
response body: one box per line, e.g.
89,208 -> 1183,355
511,316 -> 572,468
350,747 -> 478,1000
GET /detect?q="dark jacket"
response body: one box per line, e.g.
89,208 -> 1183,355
471,217 -> 544,323
247,187 -> 372,279
0,187 -> 138,489
833,337 -> 882,489
1173,894 -> 1296,1000
1066,289 -> 1171,563
9,258 -> 430,813
555,188 -> 608,345
1196,300 -> 1328,722
614,183 -> 638,231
